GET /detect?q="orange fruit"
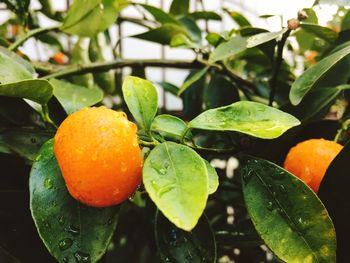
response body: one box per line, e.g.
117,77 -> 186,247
284,139 -> 342,192
52,52 -> 67,65
54,106 -> 143,207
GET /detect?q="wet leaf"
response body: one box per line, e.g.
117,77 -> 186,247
143,142 -> 208,231
241,157 -> 336,263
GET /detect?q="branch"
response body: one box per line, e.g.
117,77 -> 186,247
9,25 -> 60,51
269,29 -> 291,106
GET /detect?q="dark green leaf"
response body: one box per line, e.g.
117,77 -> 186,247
178,67 -> 209,95
132,24 -> 189,45
157,81 -> 179,96
155,211 -> 216,263
0,129 -> 52,161
319,141 -> 350,263
122,76 -> 158,131
225,10 -> 251,27
143,142 -> 208,231
208,36 -> 248,63
241,157 -> 336,263
290,43 -> 350,105
189,11 -> 221,21
300,23 -> 338,43
204,73 -> 240,109
50,79 -> 103,115
61,0 -> 128,37
151,114 -> 189,142
189,101 -> 300,139
141,4 -> 178,24
169,0 -> 190,15
0,79 -> 53,105
178,17 -> 202,43
283,85 -> 350,122
30,140 -> 119,263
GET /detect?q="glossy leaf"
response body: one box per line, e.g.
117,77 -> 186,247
0,129 -> 52,161
169,0 -> 190,15
241,157 -> 336,263
151,114 -> 189,142
0,47 -> 33,83
132,24 -> 188,45
341,9 -> 350,31
50,79 -> 103,114
178,67 -> 209,95
189,101 -> 300,139
143,142 -> 208,231
319,141 -> 350,263
204,160 -> 219,195
30,140 -> 119,263
283,85 -> 350,122
208,36 -> 248,63
300,23 -> 338,43
290,43 -> 350,105
155,211 -> 216,263
189,11 -> 221,21
246,28 -> 287,48
141,4 -> 178,24
122,76 -> 158,131
0,79 -> 53,105
61,0 -> 128,37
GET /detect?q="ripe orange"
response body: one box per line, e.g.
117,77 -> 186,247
284,139 -> 343,192
54,106 -> 143,207
52,52 -> 67,65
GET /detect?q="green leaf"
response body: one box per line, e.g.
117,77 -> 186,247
290,43 -> 350,105
140,4 -> 178,24
319,141 -> 350,263
178,17 -> 202,43
122,76 -> 158,131
0,79 -> 53,105
61,0 -> 128,37
170,34 -> 198,49
50,79 -> 103,115
151,114 -> 189,142
189,101 -> 300,139
283,85 -> 350,122
155,211 -> 216,262
241,157 -> 336,263
189,11 -> 221,21
157,81 -> 179,96
0,47 -> 33,83
132,24 -> 188,45
246,28 -> 287,48
169,0 -> 190,15
204,73 -> 240,109
0,129 -> 52,161
178,67 -> 209,96
0,46 -> 35,75
225,10 -> 251,27
208,36 -> 248,63
143,142 -> 208,231
30,139 -> 119,263
204,160 -> 219,195
341,9 -> 350,31
300,23 -> 338,43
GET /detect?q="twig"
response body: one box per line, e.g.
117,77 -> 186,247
269,29 -> 291,106
9,25 -> 60,51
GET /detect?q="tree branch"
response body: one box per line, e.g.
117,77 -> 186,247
9,25 -> 60,51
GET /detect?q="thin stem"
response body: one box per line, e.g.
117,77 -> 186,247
138,139 -> 157,148
41,104 -> 58,129
269,29 -> 291,106
9,25 -> 60,51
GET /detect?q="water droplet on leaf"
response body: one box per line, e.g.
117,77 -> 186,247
59,238 -> 73,251
44,178 -> 53,189
74,251 -> 90,263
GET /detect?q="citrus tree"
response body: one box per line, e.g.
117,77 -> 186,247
0,0 -> 350,262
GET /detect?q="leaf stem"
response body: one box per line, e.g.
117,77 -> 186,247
41,104 -> 58,129
269,29 -> 291,106
9,25 -> 60,51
